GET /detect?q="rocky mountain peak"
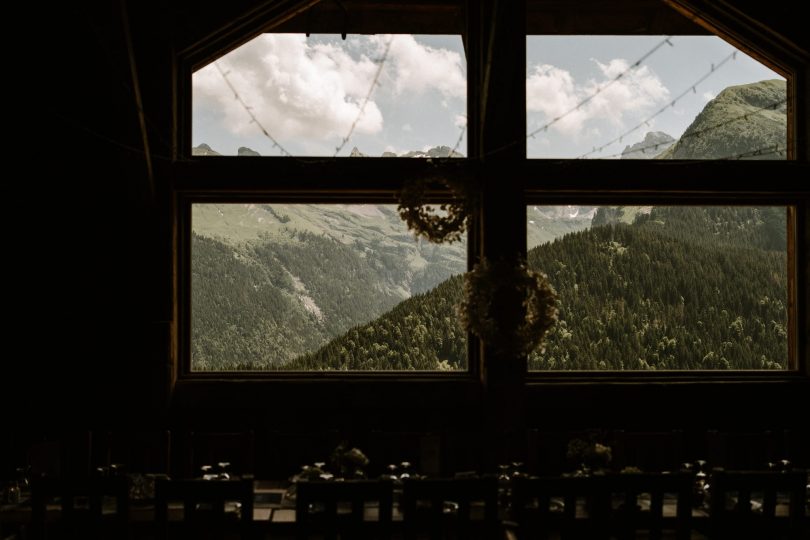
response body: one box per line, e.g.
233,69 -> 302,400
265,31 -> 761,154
621,131 -> 675,159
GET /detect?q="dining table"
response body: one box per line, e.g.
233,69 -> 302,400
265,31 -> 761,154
1,475 -> 805,539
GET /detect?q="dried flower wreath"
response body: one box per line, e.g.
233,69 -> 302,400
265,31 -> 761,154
459,257 -> 559,356
397,176 -> 472,244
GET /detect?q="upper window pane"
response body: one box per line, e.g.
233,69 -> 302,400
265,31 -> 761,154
191,203 -> 467,371
192,34 -> 467,157
526,36 -> 786,159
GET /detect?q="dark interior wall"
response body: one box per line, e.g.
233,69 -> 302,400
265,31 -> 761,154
8,1 -> 170,426
5,1 -> 808,453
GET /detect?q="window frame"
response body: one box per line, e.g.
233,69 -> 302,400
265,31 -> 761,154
173,158 -> 481,381
170,0 -> 809,389
520,162 -> 806,379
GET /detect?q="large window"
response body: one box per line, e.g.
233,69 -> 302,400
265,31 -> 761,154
177,2 -> 803,378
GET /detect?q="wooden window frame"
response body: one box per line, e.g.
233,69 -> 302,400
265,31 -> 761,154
168,0 -> 809,402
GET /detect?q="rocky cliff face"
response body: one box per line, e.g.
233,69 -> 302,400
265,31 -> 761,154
620,131 -> 675,159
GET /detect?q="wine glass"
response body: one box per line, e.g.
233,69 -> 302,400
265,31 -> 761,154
399,461 -> 412,481
216,462 -> 231,480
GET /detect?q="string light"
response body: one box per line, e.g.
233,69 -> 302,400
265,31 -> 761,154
214,62 -> 292,157
719,143 -> 786,160
594,98 -> 786,159
578,50 -> 740,158
527,36 -> 674,139
451,124 -> 467,157
333,36 -> 394,156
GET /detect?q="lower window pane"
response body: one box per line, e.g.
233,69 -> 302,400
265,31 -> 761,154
191,203 -> 467,371
527,205 -> 788,371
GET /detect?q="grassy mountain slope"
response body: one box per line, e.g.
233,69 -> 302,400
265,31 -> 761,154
659,79 -> 786,160
528,206 -> 595,249
191,203 -> 466,370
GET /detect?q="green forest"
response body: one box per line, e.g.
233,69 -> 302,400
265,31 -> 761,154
286,206 -> 787,371
191,205 -> 466,370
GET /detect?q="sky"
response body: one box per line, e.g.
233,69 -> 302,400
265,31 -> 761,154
192,34 -> 783,158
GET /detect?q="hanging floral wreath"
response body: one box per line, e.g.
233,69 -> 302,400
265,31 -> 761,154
458,257 -> 559,357
397,176 -> 472,244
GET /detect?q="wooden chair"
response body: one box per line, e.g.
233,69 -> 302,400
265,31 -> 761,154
709,468 -> 807,539
30,475 -> 130,540
295,479 -> 394,540
601,472 -> 693,540
511,474 -> 606,540
513,472 -> 693,540
401,477 -> 498,540
155,476 -> 254,539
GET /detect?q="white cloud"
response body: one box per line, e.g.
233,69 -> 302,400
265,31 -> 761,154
194,34 -> 467,145
371,34 -> 466,99
454,114 -> 467,128
526,59 -> 670,135
193,34 -> 383,141
402,123 -> 413,132
702,91 -> 716,102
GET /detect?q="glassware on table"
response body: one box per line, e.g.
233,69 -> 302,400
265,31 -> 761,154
693,460 -> 709,508
15,467 -> 30,497
510,462 -> 526,479
216,462 -> 231,480
6,481 -> 21,504
385,463 -> 399,482
201,464 -> 218,480
497,464 -> 512,509
399,462 -> 412,481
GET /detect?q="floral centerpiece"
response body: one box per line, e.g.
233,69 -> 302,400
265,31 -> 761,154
566,437 -> 613,473
330,441 -> 370,479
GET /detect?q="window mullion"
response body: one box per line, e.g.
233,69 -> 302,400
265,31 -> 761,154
471,0 -> 528,386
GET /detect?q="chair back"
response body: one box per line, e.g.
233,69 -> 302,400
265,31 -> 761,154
513,472 -> 692,540
155,477 -> 253,539
31,475 -> 129,540
512,474 -> 605,540
601,472 -> 692,540
709,468 -> 807,539
402,477 -> 498,540
295,479 -> 394,540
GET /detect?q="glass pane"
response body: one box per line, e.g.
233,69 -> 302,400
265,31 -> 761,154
526,36 -> 786,159
193,34 -> 467,157
191,204 -> 467,371
527,206 -> 788,371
